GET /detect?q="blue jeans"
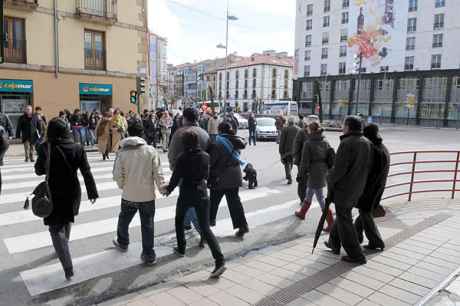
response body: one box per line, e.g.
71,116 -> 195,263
72,127 -> 86,145
184,208 -> 201,234
116,200 -> 156,260
249,128 -> 256,145
304,187 -> 326,210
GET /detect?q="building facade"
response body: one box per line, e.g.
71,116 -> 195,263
215,50 -> 294,112
0,0 -> 149,130
149,33 -> 168,109
293,0 -> 460,126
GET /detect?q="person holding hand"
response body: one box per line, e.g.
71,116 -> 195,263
163,130 -> 226,279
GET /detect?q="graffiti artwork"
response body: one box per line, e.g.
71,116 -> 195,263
348,0 -> 395,66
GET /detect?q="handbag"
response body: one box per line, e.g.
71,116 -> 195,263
25,145 -> 53,218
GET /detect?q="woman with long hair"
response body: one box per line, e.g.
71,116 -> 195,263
96,112 -> 113,160
35,118 -> 98,280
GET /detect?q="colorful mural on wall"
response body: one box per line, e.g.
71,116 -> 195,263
348,0 -> 395,66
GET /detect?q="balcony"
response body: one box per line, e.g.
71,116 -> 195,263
3,39 -> 27,64
4,0 -> 38,11
76,0 -> 117,25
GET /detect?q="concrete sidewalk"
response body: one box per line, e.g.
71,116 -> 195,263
96,197 -> 460,306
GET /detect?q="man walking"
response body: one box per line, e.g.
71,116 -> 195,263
0,111 -> 13,166
16,105 -> 40,162
354,123 -> 390,251
112,120 -> 165,265
325,116 -> 372,264
279,117 -> 299,185
248,112 -> 257,146
207,111 -> 219,142
168,107 -> 209,234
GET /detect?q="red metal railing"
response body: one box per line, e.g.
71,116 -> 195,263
383,150 -> 460,201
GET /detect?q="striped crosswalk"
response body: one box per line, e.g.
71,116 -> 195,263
0,152 -> 302,297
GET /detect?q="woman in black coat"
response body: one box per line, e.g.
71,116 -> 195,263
35,118 -> 98,280
209,122 -> 249,238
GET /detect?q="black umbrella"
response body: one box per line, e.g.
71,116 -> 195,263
312,197 -> 333,254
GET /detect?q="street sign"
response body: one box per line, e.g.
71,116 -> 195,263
407,94 -> 416,109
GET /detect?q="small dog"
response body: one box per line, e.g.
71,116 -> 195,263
243,163 -> 258,189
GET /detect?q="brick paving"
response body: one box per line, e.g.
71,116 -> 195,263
96,198 -> 460,306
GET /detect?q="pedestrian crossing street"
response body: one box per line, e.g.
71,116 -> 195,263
0,152 -> 307,297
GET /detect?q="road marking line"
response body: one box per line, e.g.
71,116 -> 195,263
19,197 -> 300,296
4,188 -> 280,253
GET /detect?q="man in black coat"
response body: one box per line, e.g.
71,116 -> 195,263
16,105 -> 40,162
325,116 -> 372,264
279,117 -> 300,185
354,123 -> 390,251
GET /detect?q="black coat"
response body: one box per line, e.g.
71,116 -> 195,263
167,148 -> 209,203
209,134 -> 246,190
16,114 -> 40,143
327,132 -> 372,204
357,138 -> 390,211
35,141 -> 98,225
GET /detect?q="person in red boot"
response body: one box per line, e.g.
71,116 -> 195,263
295,122 -> 335,232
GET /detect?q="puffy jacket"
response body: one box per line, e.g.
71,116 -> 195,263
209,134 -> 246,190
300,132 -> 335,189
113,137 -> 165,203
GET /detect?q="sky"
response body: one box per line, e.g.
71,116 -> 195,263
148,0 -> 296,65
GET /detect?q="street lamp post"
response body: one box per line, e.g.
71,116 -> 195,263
354,6 -> 365,115
217,0 -> 237,113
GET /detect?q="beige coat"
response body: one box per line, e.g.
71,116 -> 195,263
208,117 -> 219,135
113,137 -> 165,202
96,118 -> 122,153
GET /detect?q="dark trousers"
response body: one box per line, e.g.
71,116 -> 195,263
282,155 -> 293,180
175,194 -> 224,265
297,167 -> 308,203
49,223 -> 72,271
355,209 -> 385,248
328,202 -> 364,259
248,128 -> 256,145
116,200 -> 156,260
210,188 -> 248,230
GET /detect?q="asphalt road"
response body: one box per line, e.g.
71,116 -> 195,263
0,126 -> 458,306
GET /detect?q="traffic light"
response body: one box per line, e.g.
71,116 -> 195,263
130,90 -> 137,104
136,76 -> 146,95
0,0 -> 4,64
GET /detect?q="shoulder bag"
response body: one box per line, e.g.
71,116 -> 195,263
29,144 -> 54,218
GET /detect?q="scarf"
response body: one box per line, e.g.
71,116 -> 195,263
216,134 -> 248,169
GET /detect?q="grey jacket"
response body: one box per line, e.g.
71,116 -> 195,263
279,124 -> 300,157
168,123 -> 210,170
293,129 -> 309,166
327,132 -> 372,204
300,132 -> 335,189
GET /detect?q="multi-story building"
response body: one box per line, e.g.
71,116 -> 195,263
0,0 -> 149,130
215,50 -> 294,112
293,0 -> 460,127
172,54 -> 244,105
149,33 -> 168,109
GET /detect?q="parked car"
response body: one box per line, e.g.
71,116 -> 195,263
234,113 -> 248,129
256,117 -> 277,141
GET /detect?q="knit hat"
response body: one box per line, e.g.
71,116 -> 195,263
47,117 -> 73,143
